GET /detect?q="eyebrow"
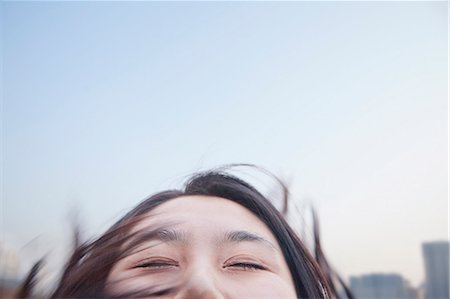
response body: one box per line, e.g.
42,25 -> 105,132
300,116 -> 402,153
122,227 -> 187,255
157,228 -> 187,242
223,230 -> 278,251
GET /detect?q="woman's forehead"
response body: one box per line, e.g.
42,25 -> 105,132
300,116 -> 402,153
133,195 -> 279,245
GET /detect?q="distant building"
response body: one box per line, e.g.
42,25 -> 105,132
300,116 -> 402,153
422,241 -> 449,299
350,273 -> 418,299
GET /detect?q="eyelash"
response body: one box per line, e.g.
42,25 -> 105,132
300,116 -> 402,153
135,260 -> 179,269
226,262 -> 266,271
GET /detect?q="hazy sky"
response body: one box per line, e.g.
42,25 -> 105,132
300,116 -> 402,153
2,1 -> 447,287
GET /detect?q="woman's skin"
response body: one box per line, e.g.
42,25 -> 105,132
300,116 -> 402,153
107,195 -> 297,299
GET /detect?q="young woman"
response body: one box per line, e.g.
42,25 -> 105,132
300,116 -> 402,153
19,166 -> 352,299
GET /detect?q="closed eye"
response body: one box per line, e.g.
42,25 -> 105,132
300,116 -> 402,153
134,259 -> 179,270
226,262 -> 266,271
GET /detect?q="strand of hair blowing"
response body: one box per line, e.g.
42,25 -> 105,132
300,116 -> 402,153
16,259 -> 44,298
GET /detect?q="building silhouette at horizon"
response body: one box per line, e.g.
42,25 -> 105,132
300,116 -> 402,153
349,273 -> 418,299
422,241 -> 449,299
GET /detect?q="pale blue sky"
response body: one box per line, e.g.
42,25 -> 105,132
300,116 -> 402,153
1,2 -> 448,287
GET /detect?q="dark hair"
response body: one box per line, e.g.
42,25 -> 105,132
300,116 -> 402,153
19,167 -> 353,299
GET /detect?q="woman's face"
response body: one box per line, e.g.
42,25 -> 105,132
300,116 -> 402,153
107,195 -> 297,298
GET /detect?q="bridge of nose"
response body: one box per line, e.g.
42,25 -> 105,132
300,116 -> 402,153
175,256 -> 227,299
